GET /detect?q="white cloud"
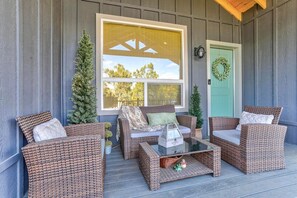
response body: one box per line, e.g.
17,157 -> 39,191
103,60 -> 116,69
165,62 -> 179,68
159,72 -> 179,80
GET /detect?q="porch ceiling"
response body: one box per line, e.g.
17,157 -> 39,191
215,0 -> 267,21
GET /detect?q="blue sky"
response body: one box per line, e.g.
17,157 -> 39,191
103,55 -> 180,79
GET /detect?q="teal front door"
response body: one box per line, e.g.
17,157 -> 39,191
210,48 -> 234,117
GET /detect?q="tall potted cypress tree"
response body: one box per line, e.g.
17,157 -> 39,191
68,30 -> 98,124
189,85 -> 203,139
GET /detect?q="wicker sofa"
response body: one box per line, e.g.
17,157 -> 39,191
119,105 -> 197,160
209,106 -> 287,174
16,111 -> 105,198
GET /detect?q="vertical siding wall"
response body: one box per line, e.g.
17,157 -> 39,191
62,0 -> 241,142
242,0 -> 297,144
0,0 -> 62,197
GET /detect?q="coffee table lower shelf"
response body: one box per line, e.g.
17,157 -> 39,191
160,155 -> 213,183
139,139 -> 221,191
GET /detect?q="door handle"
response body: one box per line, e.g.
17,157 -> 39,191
208,79 -> 211,85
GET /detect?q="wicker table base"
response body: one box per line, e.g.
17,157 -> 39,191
139,138 -> 221,191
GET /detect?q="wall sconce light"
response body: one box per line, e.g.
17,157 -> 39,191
194,45 -> 206,58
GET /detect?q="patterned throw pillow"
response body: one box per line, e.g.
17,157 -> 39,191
116,106 -> 165,140
120,106 -> 148,129
236,111 -> 274,130
33,118 -> 67,142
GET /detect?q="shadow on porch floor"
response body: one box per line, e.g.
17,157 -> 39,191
104,143 -> 297,198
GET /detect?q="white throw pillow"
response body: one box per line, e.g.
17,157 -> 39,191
33,118 -> 67,142
236,111 -> 274,130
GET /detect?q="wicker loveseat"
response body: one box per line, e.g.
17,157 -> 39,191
209,106 -> 287,174
16,111 -> 105,198
119,105 -> 197,160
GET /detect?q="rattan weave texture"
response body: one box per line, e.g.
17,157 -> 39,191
139,138 -> 221,191
119,105 -> 197,160
209,106 -> 287,174
16,112 -> 105,198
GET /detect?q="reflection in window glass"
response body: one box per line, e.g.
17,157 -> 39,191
98,15 -> 187,112
103,82 -> 144,109
148,84 -> 182,106
103,22 -> 182,80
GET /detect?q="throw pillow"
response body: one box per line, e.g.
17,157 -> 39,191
147,112 -> 179,126
236,111 -> 274,130
119,106 -> 148,129
33,118 -> 67,142
116,106 -> 165,140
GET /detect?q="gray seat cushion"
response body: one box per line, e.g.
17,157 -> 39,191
213,129 -> 241,145
130,125 -> 191,138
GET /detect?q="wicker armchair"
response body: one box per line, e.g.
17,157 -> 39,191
119,105 -> 196,160
16,111 -> 105,198
209,106 -> 287,174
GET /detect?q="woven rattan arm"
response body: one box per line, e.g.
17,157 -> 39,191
139,142 -> 160,191
22,135 -> 104,198
240,124 -> 287,174
118,118 -> 131,160
64,122 -> 105,138
177,115 -> 197,137
240,124 -> 287,148
192,139 -> 221,177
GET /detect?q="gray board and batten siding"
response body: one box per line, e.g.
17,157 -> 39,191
0,0 -> 297,197
242,0 -> 297,144
62,0 -> 241,144
1,1 -> 240,197
0,0 -> 62,197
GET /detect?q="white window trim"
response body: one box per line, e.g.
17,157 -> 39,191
96,13 -> 188,115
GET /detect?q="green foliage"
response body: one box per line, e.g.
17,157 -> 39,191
173,163 -> 182,172
105,122 -> 113,146
68,30 -> 98,124
105,130 -> 113,139
189,85 -> 203,128
104,64 -> 132,102
104,63 -> 180,106
212,57 -> 231,81
132,63 -> 159,102
105,122 -> 112,129
106,140 -> 112,147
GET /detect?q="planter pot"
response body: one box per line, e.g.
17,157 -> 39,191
105,145 -> 112,155
195,128 -> 202,139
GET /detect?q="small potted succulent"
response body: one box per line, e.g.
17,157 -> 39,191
105,122 -> 113,154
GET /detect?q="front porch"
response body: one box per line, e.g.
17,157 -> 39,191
1,0 -> 297,197
104,144 -> 297,197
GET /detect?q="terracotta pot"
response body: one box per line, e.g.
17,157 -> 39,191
195,128 -> 202,139
160,156 -> 182,168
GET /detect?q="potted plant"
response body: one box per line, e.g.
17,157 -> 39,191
67,30 -> 98,124
105,122 -> 113,154
189,85 -> 203,139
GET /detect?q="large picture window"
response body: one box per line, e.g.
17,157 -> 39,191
96,14 -> 188,114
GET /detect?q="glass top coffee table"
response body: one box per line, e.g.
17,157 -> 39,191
139,138 -> 221,191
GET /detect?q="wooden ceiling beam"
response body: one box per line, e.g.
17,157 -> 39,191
215,0 -> 267,21
254,0 -> 267,9
215,0 -> 242,21
237,1 -> 256,12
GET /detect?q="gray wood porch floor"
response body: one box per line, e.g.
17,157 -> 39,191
104,143 -> 297,198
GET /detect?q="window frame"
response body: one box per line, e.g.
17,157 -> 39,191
96,13 -> 188,115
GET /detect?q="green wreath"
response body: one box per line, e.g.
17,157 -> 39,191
212,57 -> 231,81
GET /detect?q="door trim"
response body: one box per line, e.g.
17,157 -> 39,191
206,40 -> 242,121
